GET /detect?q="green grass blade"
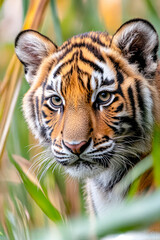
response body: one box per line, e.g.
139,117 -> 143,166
96,191 -> 160,238
66,192 -> 160,239
31,190 -> 160,240
144,0 -> 159,20
50,0 -> 63,45
152,125 -> 160,186
22,0 -> 29,20
9,153 -> 63,223
0,0 -> 4,8
5,211 -> 16,240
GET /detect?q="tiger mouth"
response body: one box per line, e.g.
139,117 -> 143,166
57,157 -> 109,170
57,158 -> 95,167
72,159 -> 96,168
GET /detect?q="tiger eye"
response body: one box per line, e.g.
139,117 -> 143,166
51,95 -> 62,107
97,91 -> 111,103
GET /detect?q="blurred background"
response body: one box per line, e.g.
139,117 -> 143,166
0,0 -> 160,239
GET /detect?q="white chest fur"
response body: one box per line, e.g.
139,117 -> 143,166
86,169 -> 124,216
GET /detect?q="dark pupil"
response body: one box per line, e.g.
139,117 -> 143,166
55,96 -> 61,102
101,92 -> 107,98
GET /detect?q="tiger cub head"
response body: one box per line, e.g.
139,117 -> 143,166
15,19 -> 160,179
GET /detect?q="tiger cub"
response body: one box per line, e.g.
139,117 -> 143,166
15,19 -> 160,216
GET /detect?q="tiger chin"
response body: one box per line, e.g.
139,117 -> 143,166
15,19 -> 160,217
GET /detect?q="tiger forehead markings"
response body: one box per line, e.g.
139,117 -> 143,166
48,34 -> 117,94
15,19 -> 160,216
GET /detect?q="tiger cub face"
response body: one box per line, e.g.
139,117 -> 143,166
15,19 -> 160,179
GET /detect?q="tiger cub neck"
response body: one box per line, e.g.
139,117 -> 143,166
86,168 -> 126,216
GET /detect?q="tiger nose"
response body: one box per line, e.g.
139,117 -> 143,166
64,140 -> 89,155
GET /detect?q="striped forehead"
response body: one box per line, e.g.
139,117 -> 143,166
47,58 -> 116,95
47,33 -> 117,94
90,60 -> 116,91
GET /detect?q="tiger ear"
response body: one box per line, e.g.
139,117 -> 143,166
112,19 -> 159,79
15,30 -> 57,84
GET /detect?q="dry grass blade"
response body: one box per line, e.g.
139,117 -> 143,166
0,75 -> 22,159
0,0 -> 50,163
23,0 -> 49,30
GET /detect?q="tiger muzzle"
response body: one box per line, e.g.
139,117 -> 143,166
63,138 -> 92,155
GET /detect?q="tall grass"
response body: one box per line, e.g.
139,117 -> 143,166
0,0 -> 160,239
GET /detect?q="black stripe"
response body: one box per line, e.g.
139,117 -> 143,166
111,83 -> 124,98
35,97 -> 51,142
80,50 -> 103,73
89,32 -> 108,47
57,158 -> 69,163
42,110 -> 47,118
53,63 -> 66,78
54,150 -> 66,156
53,52 -> 78,78
35,96 -> 40,122
48,121 -> 58,135
78,75 -> 86,89
108,56 -> 124,84
87,75 -> 91,91
94,139 -> 109,147
59,34 -> 107,61
111,96 -> 119,104
101,78 -> 114,86
105,167 -> 127,191
96,156 -> 141,192
44,96 -> 52,101
102,96 -> 119,110
49,128 -> 54,136
77,65 -> 91,77
128,87 -> 136,118
60,32 -> 107,50
135,81 -> 146,120
43,104 -> 58,112
62,66 -> 73,78
126,156 -> 140,166
88,147 -> 108,154
95,78 -> 99,90
60,43 -> 104,62
119,116 -> 141,135
46,85 -> 54,91
40,126 -> 49,140
112,121 -> 119,126
45,119 -> 51,124
85,43 -> 105,62
54,143 -> 62,149
29,92 -> 36,122
106,122 -> 118,133
117,69 -> 124,84
48,124 -> 54,130
112,116 -> 120,120
115,103 -> 124,113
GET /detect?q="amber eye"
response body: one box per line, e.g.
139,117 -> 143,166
97,91 -> 111,104
50,95 -> 62,108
